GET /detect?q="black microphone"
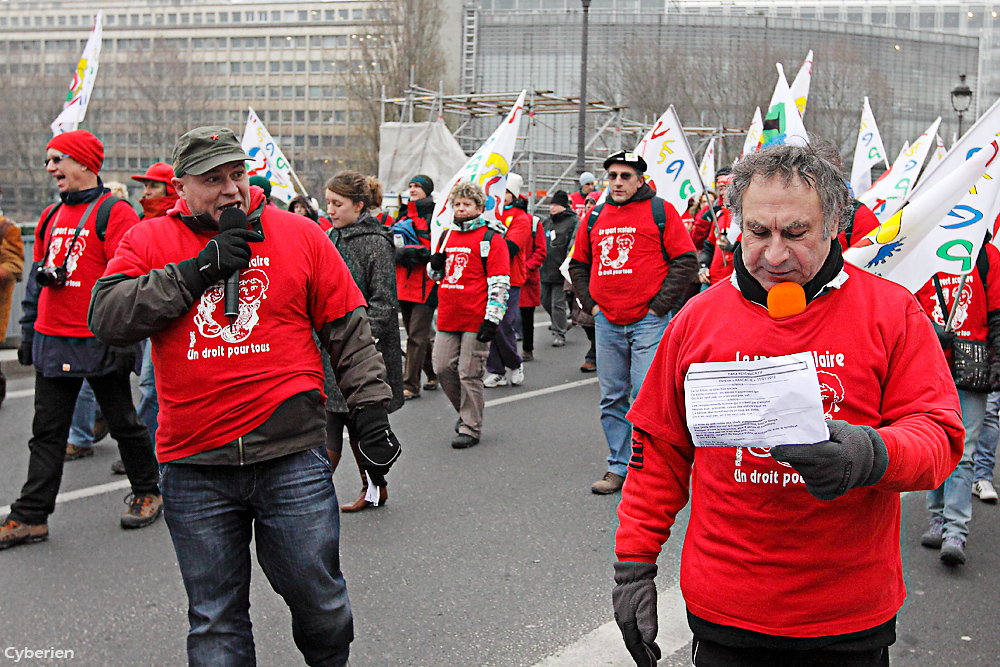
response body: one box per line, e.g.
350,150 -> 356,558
218,207 -> 249,331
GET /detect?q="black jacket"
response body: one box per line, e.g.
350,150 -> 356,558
541,208 -> 579,283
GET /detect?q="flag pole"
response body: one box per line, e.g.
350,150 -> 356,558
691,149 -> 728,267
944,274 -> 969,332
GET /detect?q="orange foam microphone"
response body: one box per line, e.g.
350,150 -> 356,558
767,282 -> 806,319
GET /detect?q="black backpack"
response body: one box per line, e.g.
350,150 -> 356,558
37,195 -> 127,243
587,196 -> 672,262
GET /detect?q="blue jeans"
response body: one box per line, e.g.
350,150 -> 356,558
927,389 -> 987,542
159,449 -> 353,667
67,380 -> 97,448
594,310 -> 670,477
973,390 -> 999,483
137,340 -> 158,444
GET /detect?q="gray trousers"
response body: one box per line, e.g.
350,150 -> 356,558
433,331 -> 489,438
540,282 -> 568,336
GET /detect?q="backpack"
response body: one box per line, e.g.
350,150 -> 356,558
37,195 -> 127,244
390,218 -> 422,248
436,227 -> 497,276
587,196 -> 671,262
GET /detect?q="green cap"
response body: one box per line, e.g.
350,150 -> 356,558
172,126 -> 251,177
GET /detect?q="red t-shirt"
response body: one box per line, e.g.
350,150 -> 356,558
617,265 -> 963,638
104,191 -> 366,462
571,196 -> 695,324
436,225 -> 510,333
33,194 -> 140,337
502,204 -> 533,287
914,242 -> 1000,344
569,191 -> 589,220
705,209 -> 737,285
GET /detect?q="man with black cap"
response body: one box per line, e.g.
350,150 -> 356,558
541,190 -> 577,346
569,150 -> 697,494
1,130 -> 161,551
89,126 -> 400,666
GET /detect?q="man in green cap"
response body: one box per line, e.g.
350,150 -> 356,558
90,126 -> 401,666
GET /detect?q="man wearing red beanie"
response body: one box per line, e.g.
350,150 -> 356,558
132,161 -> 179,219
0,130 -> 162,551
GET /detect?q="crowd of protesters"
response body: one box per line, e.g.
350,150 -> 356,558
0,124 -> 996,667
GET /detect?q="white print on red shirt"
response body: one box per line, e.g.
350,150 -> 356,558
44,230 -> 88,286
192,267 -> 270,345
929,274 -> 973,333
597,227 -> 636,275
444,252 -> 468,286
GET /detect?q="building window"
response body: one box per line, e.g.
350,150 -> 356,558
943,11 -> 960,28
299,10 -> 308,21
296,61 -> 306,72
230,86 -> 240,98
181,13 -> 190,24
296,86 -> 306,98
295,136 -> 305,147
353,9 -> 364,19
895,10 -> 910,27
919,11 -> 935,28
335,136 -> 345,147
70,15 -> 79,25
283,86 -> 294,98
309,110 -> 320,122
47,16 -> 55,26
870,9 -> 887,24
193,13 -> 203,24
310,60 -> 321,72
309,136 -> 320,147
295,110 -> 306,122
142,14 -> 152,25
340,9 -> 349,19
327,10 -> 337,20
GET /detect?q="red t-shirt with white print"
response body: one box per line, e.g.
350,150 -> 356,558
914,241 -> 1000,344
436,225 -> 510,333
103,189 -> 366,462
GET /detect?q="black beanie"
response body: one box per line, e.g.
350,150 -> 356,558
551,190 -> 571,208
409,174 -> 434,197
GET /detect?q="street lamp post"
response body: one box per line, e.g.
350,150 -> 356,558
577,0 -> 592,177
951,73 -> 973,140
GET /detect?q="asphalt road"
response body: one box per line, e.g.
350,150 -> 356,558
1,325 -> 999,666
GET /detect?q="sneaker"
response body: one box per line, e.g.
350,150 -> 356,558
0,518 -> 49,551
483,372 -> 507,388
403,389 -> 420,400
580,361 -> 597,373
423,379 -> 438,391
973,479 -> 999,503
121,493 -> 163,529
920,518 -> 945,549
511,367 -> 524,386
65,443 -> 95,461
111,459 -> 126,475
591,472 -> 626,495
522,351 -> 534,362
451,433 -> 480,449
552,335 -> 566,347
940,536 -> 967,566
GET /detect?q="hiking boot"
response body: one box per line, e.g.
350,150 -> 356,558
920,518 -> 945,549
0,518 -> 49,551
423,379 -> 438,391
403,389 -> 420,400
92,416 -> 110,443
511,366 -> 524,386
483,372 -> 507,388
973,479 -> 998,503
65,443 -> 95,461
111,459 -> 126,475
121,493 -> 163,529
552,335 -> 566,347
580,361 -> 597,373
451,433 -> 480,449
591,472 -> 625,495
940,537 -> 967,566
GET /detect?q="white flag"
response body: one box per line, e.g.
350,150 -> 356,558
933,134 -> 948,164
431,91 -> 526,248
632,105 -> 705,216
242,107 -> 299,204
699,138 -> 716,191
789,50 -> 814,118
912,97 -> 1000,201
849,97 -> 889,197
741,107 -> 763,159
760,64 -> 810,149
51,12 -> 103,135
858,118 -> 941,223
844,140 -> 999,293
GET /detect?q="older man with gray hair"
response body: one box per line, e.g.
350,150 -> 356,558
611,145 -> 963,667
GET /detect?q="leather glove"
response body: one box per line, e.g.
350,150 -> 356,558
935,325 -> 956,350
429,251 -> 447,272
476,320 -> 498,343
613,561 -> 660,667
17,338 -> 32,366
352,405 -> 401,488
196,227 -> 264,285
771,419 -> 889,501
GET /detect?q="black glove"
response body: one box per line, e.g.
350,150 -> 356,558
613,561 -> 660,667
197,227 -> 263,284
17,338 -> 32,366
771,420 -> 889,501
476,320 -> 498,343
352,405 -> 401,488
935,325 -> 956,350
429,252 -> 447,272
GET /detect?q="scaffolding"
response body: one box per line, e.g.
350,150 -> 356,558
379,85 -> 746,205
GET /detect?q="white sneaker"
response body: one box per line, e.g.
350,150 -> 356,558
974,479 -> 999,503
511,366 -> 524,386
483,372 -> 507,388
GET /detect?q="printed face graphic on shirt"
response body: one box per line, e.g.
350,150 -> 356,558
598,233 -> 634,270
192,268 -> 270,343
817,370 -> 845,419
445,253 -> 468,284
45,235 -> 87,278
929,278 -> 973,331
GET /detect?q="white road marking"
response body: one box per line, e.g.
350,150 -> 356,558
0,480 -> 132,517
4,389 -> 34,400
484,377 -> 599,407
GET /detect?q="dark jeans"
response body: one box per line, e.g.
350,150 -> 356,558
9,371 -> 159,525
520,306 -> 535,353
486,286 -> 522,374
692,637 -> 890,667
399,300 -> 436,393
159,449 -> 353,667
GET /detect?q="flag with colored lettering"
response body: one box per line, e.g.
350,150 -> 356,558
759,63 -> 809,149
242,107 -> 299,204
431,90 -> 526,248
51,12 -> 103,135
699,138 -> 716,191
789,50 -> 814,118
858,117 -> 941,223
849,97 -> 889,197
632,105 -> 704,216
740,107 -> 763,158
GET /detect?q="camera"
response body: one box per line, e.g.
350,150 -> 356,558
36,265 -> 68,288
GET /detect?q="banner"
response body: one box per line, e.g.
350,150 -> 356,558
699,138 -> 716,191
849,97 -> 889,197
51,12 -> 103,135
933,134 -> 948,165
632,105 -> 704,216
430,90 -> 526,247
844,140 -> 998,293
242,107 -> 299,204
760,63 -> 809,149
740,107 -> 763,158
789,50 -> 814,118
858,117 -> 940,223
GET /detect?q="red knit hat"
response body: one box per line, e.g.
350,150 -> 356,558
46,130 -> 104,174
131,162 -> 177,195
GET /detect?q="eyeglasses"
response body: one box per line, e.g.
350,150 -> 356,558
606,171 -> 636,182
44,154 -> 71,168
